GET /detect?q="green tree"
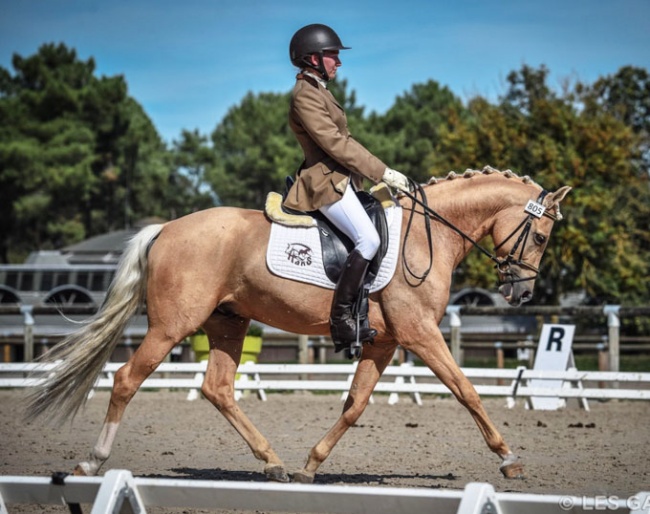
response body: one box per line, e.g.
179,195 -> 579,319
170,129 -> 219,216
5,44 -> 646,312
428,65 -> 649,306
495,65 -> 649,305
570,67 -> 650,306
209,91 -> 301,208
0,43 -> 170,262
117,99 -> 177,225
377,80 -> 467,181
0,44 -> 100,260
582,66 -> 650,174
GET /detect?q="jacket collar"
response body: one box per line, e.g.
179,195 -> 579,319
300,70 -> 328,89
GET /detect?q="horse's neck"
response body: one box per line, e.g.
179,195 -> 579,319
422,177 -> 535,256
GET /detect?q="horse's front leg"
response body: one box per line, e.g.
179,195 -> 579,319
406,326 -> 525,479
293,341 -> 396,483
201,314 -> 289,482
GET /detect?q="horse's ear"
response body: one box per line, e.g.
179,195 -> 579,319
544,186 -> 572,208
543,186 -> 572,220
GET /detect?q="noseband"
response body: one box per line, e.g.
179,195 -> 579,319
401,183 -> 558,286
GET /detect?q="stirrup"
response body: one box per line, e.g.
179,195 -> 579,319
347,327 -> 377,359
332,328 -> 376,354
331,318 -> 376,358
348,340 -> 363,359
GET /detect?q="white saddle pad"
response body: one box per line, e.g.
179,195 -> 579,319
266,206 -> 402,292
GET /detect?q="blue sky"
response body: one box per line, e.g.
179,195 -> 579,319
2,0 -> 649,145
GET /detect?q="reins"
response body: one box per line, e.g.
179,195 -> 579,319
401,182 -> 433,282
399,179 -> 557,286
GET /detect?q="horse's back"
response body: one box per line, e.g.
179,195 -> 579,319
157,206 -> 268,250
146,206 -> 270,291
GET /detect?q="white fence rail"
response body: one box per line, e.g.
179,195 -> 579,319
2,469 -> 648,514
5,303 -> 650,370
1,362 -> 649,408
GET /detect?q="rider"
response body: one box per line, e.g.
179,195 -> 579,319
283,23 -> 410,353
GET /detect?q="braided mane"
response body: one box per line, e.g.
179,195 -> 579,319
422,165 -> 564,220
426,165 -> 540,188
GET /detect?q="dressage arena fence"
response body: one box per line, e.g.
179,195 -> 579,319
1,469 -> 649,514
1,361 -> 649,408
2,304 -> 650,371
2,306 -> 649,513
2,364 -> 649,513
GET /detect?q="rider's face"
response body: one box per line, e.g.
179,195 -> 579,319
310,50 -> 341,79
321,50 -> 341,78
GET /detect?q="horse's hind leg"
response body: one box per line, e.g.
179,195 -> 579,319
74,326 -> 180,476
201,312 -> 289,483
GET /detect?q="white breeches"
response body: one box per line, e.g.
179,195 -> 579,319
319,184 -> 380,261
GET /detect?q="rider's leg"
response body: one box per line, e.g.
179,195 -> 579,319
319,184 -> 380,351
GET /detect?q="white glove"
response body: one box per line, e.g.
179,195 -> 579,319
382,168 -> 410,192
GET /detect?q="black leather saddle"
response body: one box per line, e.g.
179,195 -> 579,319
282,177 -> 389,284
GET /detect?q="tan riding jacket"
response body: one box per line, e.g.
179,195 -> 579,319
283,74 -> 387,212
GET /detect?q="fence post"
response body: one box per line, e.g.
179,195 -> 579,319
298,334 -> 309,365
446,305 -> 462,365
603,305 -> 620,373
525,334 -> 535,368
318,336 -> 327,364
495,341 -> 504,386
597,339 -> 608,389
123,335 -> 134,360
19,305 -> 34,362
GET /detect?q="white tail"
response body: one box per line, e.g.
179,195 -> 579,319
24,224 -> 165,423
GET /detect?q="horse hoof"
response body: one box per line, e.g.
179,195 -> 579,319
73,464 -> 88,476
500,461 -> 526,479
291,470 -> 315,483
264,465 -> 289,483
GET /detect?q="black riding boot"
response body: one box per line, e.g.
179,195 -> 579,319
330,250 -> 377,353
356,286 -> 372,336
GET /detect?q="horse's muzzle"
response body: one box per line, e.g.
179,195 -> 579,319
499,282 -> 533,306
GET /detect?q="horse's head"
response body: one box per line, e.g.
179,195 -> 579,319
492,185 -> 571,306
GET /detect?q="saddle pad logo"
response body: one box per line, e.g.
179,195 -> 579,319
286,243 -> 313,266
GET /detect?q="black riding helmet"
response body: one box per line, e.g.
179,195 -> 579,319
289,24 -> 350,81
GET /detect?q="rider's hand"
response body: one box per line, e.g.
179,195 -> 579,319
382,168 -> 410,192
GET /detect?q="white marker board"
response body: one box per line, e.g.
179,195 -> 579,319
529,324 -> 576,410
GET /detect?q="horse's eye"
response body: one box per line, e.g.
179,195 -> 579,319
533,233 -> 547,246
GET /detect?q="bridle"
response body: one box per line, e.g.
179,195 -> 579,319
491,189 -> 559,284
400,180 -> 558,286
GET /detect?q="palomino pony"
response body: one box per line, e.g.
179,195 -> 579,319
26,166 -> 571,483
